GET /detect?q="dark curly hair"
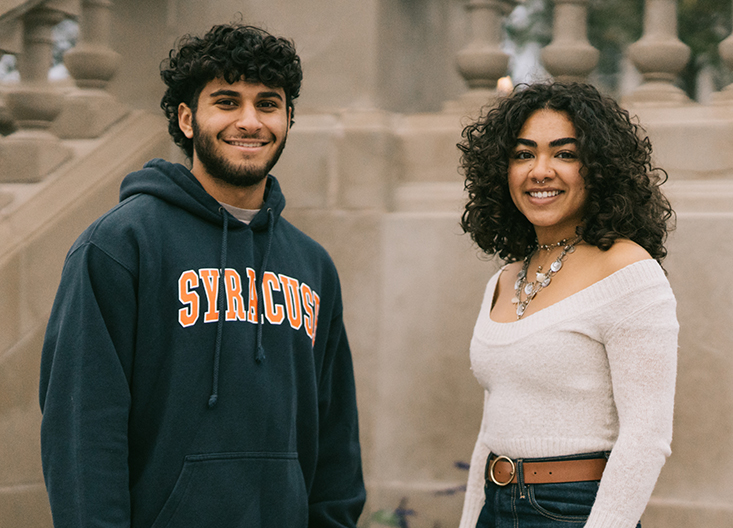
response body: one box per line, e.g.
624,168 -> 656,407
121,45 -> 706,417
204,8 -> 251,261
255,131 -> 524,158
459,82 -> 674,264
160,24 -> 303,159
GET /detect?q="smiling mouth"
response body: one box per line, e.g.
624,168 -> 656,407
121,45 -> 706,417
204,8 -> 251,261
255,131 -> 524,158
528,190 -> 562,199
224,139 -> 268,148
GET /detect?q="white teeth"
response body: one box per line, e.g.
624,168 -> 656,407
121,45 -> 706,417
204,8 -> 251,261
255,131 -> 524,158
529,190 -> 560,199
229,141 -> 263,147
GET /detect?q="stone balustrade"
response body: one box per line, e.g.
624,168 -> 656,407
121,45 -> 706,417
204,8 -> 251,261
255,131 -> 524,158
0,2 -> 74,183
0,0 -> 125,186
0,0 -> 731,191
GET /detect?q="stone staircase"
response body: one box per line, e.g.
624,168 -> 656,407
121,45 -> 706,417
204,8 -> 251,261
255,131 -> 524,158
0,110 -> 170,525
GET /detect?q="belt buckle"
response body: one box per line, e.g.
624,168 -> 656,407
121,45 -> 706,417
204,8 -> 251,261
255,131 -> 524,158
488,455 -> 516,487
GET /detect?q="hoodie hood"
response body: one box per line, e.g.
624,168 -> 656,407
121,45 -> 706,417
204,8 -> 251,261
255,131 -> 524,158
119,158 -> 286,231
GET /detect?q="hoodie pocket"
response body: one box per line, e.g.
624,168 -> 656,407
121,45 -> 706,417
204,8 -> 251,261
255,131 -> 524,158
150,452 -> 308,528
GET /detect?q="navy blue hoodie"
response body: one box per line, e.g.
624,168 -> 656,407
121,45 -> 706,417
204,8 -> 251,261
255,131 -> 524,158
39,159 -> 365,528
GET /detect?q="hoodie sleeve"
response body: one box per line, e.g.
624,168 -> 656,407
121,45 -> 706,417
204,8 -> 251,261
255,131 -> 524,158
39,241 -> 137,528
308,303 -> 366,527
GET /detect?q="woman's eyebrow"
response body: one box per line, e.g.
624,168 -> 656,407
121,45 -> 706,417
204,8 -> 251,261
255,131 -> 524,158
550,137 -> 577,147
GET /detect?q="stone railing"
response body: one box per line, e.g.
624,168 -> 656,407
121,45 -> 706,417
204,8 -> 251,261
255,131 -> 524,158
0,0 -> 126,185
1,0 -> 733,189
453,0 -> 733,107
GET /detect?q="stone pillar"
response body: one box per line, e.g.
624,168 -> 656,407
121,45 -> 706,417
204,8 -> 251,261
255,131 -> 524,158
623,0 -> 691,105
52,0 -> 127,138
448,0 -> 516,112
711,1 -> 733,104
0,6 -> 73,183
540,0 -> 599,82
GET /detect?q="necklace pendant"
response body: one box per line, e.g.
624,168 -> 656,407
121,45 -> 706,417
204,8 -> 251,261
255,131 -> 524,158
542,276 -> 552,288
516,303 -> 526,317
524,282 -> 534,295
550,259 -> 563,272
511,296 -> 520,304
535,272 -> 546,283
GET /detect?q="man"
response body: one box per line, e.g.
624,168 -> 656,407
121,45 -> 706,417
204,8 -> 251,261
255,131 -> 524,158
39,24 -> 365,528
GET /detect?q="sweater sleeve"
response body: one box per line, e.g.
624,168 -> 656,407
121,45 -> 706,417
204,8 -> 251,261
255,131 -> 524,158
459,390 -> 491,528
307,305 -> 366,527
585,283 -> 678,528
39,242 -> 137,528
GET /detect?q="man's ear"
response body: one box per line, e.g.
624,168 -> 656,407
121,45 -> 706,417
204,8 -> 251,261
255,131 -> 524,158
178,103 -> 194,139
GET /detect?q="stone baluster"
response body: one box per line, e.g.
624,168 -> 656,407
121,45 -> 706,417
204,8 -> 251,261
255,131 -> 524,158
449,0 -> 517,112
540,0 -> 599,82
711,1 -> 733,103
1,20 -> 22,135
623,0 -> 691,105
0,77 -> 16,136
52,0 -> 127,138
0,4 -> 74,183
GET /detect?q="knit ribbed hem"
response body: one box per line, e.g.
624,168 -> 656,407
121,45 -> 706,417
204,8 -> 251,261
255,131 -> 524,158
585,507 -> 640,528
481,435 -> 615,459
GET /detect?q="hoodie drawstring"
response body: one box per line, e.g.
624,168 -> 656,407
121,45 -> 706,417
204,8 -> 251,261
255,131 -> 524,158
208,210 -> 229,408
255,208 -> 275,363
208,207 -> 275,408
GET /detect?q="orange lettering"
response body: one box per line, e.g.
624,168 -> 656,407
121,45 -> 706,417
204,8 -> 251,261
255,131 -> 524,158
199,269 -> 220,323
246,268 -> 259,323
311,291 -> 320,346
301,283 -> 315,340
279,274 -> 303,330
178,270 -> 199,328
263,272 -> 285,324
225,269 -> 246,321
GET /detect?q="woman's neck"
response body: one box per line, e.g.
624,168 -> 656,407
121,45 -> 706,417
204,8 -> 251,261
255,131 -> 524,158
534,226 -> 581,247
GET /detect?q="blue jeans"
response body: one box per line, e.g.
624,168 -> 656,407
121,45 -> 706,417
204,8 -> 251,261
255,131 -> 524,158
475,452 -> 642,528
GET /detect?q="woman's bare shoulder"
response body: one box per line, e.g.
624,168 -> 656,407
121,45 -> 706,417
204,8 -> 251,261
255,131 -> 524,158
599,239 -> 653,275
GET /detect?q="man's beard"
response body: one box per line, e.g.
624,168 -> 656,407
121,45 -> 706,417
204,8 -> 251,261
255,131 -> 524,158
191,116 -> 287,188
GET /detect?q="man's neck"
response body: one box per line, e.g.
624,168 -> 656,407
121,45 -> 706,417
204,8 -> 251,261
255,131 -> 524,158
190,165 -> 267,210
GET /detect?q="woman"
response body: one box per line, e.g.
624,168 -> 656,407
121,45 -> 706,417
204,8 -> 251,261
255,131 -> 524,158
458,82 -> 678,528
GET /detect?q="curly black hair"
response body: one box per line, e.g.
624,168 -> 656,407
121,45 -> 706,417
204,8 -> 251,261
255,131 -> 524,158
459,82 -> 674,264
160,24 -> 303,159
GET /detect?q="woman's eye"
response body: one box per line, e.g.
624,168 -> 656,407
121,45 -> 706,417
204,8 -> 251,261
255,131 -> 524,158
514,151 -> 533,160
557,151 -> 577,159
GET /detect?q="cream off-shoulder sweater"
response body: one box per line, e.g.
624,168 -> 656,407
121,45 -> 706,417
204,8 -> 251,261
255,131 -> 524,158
459,259 -> 678,528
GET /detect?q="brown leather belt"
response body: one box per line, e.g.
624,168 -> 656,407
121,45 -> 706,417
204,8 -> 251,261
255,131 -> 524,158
485,454 -> 607,486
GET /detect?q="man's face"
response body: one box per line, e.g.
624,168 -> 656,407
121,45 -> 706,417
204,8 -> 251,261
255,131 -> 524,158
180,77 -> 290,189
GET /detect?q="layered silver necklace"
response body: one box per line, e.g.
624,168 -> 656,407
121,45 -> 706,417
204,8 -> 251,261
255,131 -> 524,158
512,236 -> 582,319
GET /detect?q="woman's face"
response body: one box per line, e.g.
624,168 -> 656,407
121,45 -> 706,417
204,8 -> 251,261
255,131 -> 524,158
507,109 -> 587,242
